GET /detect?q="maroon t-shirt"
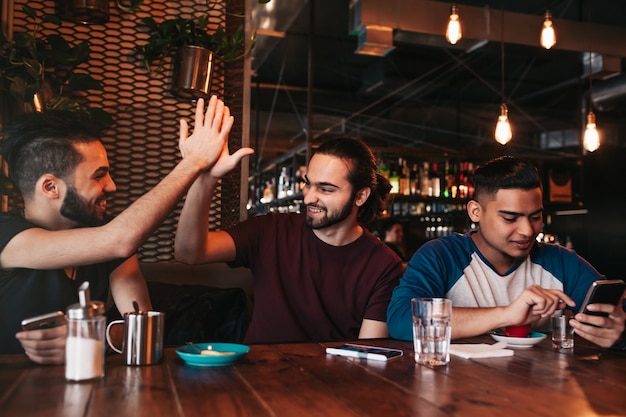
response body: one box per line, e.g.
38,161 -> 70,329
226,212 -> 403,344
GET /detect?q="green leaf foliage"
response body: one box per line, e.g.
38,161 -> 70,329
136,14 -> 256,72
0,6 -> 110,125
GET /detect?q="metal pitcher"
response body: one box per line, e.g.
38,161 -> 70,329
106,311 -> 165,366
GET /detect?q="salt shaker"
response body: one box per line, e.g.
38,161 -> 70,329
65,282 -> 106,381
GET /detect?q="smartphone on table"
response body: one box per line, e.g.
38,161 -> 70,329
21,311 -> 67,331
577,279 -> 626,318
326,344 -> 403,362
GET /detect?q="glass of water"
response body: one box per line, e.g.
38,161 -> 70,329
551,313 -> 574,350
411,298 -> 452,366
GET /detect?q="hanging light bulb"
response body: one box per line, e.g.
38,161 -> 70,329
540,10 -> 556,49
495,104 -> 512,145
583,111 -> 599,152
446,4 -> 462,45
494,9 -> 511,145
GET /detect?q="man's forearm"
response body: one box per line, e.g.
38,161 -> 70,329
174,173 -> 219,263
105,157 -> 207,257
451,307 -> 509,339
109,256 -> 152,314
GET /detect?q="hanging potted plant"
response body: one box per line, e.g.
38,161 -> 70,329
135,4 -> 263,100
63,0 -> 144,25
0,5 -> 111,126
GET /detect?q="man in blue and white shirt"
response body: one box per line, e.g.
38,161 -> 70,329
388,156 -> 626,349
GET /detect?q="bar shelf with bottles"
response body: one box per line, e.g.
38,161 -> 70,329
247,163 -> 307,217
372,156 -> 475,252
248,155 -> 477,227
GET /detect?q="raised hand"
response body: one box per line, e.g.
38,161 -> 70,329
207,137 -> 254,180
178,96 -> 235,171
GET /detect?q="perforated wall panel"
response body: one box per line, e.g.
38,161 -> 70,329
6,0 -> 245,262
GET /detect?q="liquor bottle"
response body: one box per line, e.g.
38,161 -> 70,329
277,167 -> 290,199
398,158 -> 411,196
409,163 -> 419,195
262,179 -> 274,203
388,160 -> 400,194
420,162 -> 431,196
378,159 -> 390,180
458,161 -> 470,199
293,166 -> 305,193
430,162 -> 441,197
441,159 -> 452,198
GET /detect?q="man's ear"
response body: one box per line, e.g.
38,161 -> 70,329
354,187 -> 371,207
467,199 -> 481,223
39,175 -> 62,200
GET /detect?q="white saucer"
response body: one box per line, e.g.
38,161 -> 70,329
490,331 -> 547,348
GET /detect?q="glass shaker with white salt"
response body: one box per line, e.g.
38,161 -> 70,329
65,282 -> 106,381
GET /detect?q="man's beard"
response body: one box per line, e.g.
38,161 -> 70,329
305,197 -> 355,230
60,185 -> 104,227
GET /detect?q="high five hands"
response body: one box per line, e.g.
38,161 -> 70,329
179,96 -> 254,175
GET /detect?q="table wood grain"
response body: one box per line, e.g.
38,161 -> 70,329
1,335 -> 625,417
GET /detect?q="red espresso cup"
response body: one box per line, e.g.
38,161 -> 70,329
502,324 -> 531,338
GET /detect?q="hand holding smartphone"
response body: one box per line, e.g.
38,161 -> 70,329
21,311 -> 67,331
577,279 -> 626,319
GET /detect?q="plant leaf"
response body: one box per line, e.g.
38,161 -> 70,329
42,14 -> 62,26
22,5 -> 36,20
69,73 -> 102,91
116,0 -> 143,13
46,96 -> 83,112
86,107 -> 113,128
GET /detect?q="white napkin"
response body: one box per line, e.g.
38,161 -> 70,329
449,341 -> 514,359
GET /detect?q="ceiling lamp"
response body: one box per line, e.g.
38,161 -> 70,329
540,10 -> 556,49
494,9 -> 511,145
583,4 -> 599,153
495,104 -> 512,145
583,111 -> 599,152
446,4 -> 462,45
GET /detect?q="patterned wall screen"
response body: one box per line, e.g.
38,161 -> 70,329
4,0 -> 246,262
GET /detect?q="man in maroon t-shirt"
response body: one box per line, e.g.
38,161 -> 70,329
175,135 -> 403,343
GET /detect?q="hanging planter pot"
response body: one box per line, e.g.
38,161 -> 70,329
135,15 -> 256,100
170,45 -> 215,100
64,0 -> 110,25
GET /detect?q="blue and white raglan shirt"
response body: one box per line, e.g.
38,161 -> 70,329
387,231 -> 604,341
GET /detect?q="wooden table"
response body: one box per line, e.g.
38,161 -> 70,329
1,335 -> 625,417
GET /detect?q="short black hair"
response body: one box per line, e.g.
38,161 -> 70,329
0,111 -> 102,196
314,135 -> 392,224
472,156 -> 542,202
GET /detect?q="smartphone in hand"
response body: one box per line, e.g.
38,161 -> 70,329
578,280 -> 626,318
21,311 -> 67,331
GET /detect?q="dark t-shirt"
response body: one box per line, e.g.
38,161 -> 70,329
226,212 -> 403,344
0,212 -> 124,353
384,242 -> 407,262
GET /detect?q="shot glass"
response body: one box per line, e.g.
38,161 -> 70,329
411,297 -> 452,366
551,314 -> 574,350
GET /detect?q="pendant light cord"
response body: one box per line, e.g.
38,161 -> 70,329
587,1 -> 593,105
500,8 -> 505,103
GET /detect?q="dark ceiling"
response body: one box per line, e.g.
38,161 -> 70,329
249,0 -> 626,170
